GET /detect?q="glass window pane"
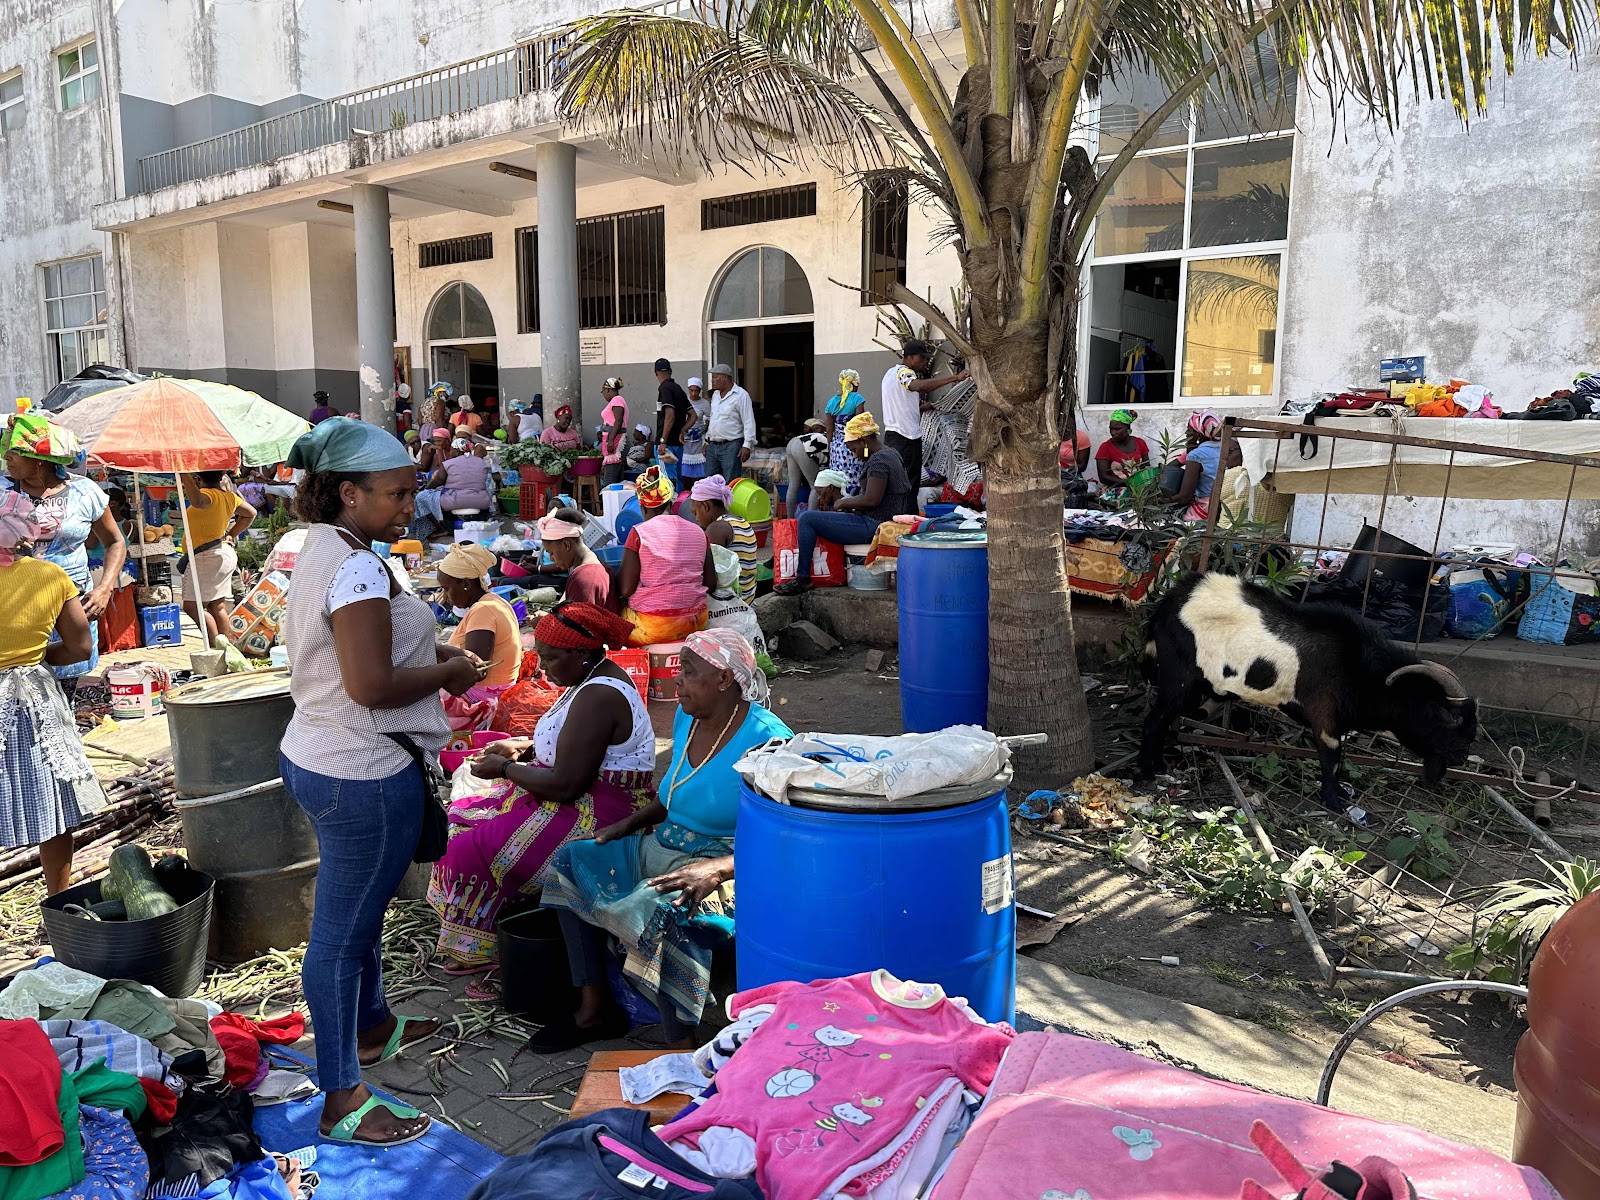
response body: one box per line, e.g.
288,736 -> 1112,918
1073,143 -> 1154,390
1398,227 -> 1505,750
1,103 -> 21,133
1197,44 -> 1296,140
45,299 -> 64,329
82,69 -> 101,104
92,255 -> 105,292
60,257 -> 92,295
79,41 -> 97,68
710,250 -> 760,322
0,74 -> 21,104
62,78 -> 82,110
760,248 -> 812,316
1181,254 -> 1279,397
427,284 -> 464,340
1094,151 -> 1187,257
44,264 -> 61,298
84,328 -> 110,366
62,295 -> 96,326
460,283 -> 494,337
58,332 -> 82,380
1188,137 -> 1292,248
58,48 -> 79,80
1096,67 -> 1189,157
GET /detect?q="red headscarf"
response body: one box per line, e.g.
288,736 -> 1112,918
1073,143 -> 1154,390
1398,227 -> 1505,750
533,603 -> 635,650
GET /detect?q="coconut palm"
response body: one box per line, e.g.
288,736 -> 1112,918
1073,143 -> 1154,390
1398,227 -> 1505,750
557,0 -> 1595,784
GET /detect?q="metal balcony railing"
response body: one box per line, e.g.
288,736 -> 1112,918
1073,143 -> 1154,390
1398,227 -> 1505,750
133,0 -> 724,194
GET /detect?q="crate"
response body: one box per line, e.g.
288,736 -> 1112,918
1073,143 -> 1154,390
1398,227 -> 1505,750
519,482 -> 557,521
139,604 -> 183,648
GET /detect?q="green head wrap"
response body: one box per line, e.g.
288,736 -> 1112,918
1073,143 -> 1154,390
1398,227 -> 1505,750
1110,408 -> 1137,427
286,417 -> 413,475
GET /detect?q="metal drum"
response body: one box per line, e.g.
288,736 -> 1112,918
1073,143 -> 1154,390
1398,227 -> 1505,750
165,670 -> 316,961
736,771 -> 1017,1024
164,670 -> 295,798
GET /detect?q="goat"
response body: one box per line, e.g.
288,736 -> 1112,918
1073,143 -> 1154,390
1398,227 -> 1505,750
1138,573 -> 1477,811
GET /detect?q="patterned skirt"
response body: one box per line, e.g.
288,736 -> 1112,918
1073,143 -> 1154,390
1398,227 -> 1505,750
0,665 -> 107,851
427,768 -> 655,966
829,425 -> 866,494
542,820 -> 734,1027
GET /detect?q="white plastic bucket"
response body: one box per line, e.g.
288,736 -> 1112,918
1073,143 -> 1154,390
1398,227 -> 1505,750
109,664 -> 169,720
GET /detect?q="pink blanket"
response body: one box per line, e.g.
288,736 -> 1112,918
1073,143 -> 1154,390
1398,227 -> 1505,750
933,1032 -> 1559,1200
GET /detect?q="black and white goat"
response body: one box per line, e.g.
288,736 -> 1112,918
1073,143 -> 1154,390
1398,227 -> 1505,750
1138,573 -> 1477,810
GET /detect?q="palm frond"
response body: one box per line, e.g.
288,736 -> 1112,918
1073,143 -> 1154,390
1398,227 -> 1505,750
557,11 -> 923,176
739,0 -> 865,75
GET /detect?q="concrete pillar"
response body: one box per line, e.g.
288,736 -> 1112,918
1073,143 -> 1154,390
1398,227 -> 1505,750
351,183 -> 395,428
535,142 -> 581,421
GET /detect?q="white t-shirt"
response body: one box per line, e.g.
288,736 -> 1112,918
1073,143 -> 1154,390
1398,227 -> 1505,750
326,551 -> 393,613
518,413 -> 544,439
881,364 -> 921,439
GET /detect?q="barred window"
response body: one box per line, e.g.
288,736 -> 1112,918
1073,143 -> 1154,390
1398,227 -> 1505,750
419,233 -> 493,268
702,183 -> 816,230
516,207 -> 665,332
861,173 -> 908,305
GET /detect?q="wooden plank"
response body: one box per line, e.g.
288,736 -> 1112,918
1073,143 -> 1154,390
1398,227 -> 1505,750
569,1050 -> 697,1123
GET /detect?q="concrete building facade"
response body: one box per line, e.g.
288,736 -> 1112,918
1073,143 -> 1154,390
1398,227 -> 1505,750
2,0 -> 1597,549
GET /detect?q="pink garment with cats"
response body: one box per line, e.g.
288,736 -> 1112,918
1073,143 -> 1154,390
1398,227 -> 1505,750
661,971 -> 1013,1200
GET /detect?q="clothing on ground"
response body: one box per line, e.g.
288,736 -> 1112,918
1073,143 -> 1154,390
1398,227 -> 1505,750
39,1020 -> 180,1090
0,963 -> 105,1021
39,1103 -> 147,1200
428,673 -> 656,966
207,1013 -> 305,1090
140,1087 -> 263,1195
0,1019 -> 65,1168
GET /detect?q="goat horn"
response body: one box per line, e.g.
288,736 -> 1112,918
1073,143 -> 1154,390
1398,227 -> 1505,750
1386,662 -> 1469,702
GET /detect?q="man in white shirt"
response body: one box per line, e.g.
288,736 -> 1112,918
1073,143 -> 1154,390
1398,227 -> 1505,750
704,363 -> 756,481
880,339 -> 968,488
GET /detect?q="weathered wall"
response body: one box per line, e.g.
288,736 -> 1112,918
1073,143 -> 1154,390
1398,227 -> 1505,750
0,0 -> 124,402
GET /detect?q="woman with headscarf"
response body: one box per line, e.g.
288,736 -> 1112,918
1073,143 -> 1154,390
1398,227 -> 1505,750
774,413 -> 913,596
2,411 -> 126,693
678,378 -> 708,483
809,468 -> 850,513
539,404 -> 583,453
435,542 -> 523,731
538,509 -> 611,609
616,466 -> 716,647
1167,409 -> 1226,520
429,603 -> 657,981
450,396 -> 483,436
822,368 -> 868,495
423,436 -> 493,516
1094,408 -> 1151,488
689,475 -> 757,603
420,383 -> 451,442
535,628 -> 791,1051
0,491 -> 109,896
598,378 -> 630,486
279,419 -> 487,1148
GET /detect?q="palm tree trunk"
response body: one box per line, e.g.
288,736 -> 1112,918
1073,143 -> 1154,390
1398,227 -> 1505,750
972,359 -> 1095,789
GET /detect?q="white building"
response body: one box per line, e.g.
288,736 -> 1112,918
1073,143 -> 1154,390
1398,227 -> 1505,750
2,0 -> 1597,548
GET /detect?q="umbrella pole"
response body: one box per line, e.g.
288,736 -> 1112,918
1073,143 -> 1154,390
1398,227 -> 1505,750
175,479 -> 207,649
132,473 -> 148,588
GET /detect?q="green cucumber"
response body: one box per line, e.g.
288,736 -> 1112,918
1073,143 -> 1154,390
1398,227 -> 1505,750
106,844 -> 179,921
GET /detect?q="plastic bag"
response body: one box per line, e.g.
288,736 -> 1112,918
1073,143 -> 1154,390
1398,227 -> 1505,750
772,519 -> 845,588
1445,563 -> 1516,639
493,651 -> 564,735
707,592 -> 767,656
1518,568 -> 1600,646
736,726 -> 1010,802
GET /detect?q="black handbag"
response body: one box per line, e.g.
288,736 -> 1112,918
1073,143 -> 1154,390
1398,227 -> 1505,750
384,733 -> 449,864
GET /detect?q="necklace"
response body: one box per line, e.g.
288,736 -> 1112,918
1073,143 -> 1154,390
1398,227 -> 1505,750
663,700 -> 745,807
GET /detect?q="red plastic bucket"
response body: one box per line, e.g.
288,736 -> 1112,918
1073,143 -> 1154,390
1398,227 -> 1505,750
647,641 -> 685,703
606,648 -> 649,701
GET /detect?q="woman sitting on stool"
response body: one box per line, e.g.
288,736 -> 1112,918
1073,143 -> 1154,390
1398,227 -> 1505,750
616,466 -> 716,647
534,628 -> 791,1051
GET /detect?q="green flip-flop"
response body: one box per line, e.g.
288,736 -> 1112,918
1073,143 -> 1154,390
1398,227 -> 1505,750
322,1096 -> 430,1147
360,1015 -> 437,1067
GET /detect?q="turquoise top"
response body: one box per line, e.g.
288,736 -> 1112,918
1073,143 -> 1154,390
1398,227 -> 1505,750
663,703 -> 792,838
825,391 -> 866,417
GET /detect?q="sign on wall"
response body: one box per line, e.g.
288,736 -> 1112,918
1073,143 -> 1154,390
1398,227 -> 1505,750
580,336 -> 607,365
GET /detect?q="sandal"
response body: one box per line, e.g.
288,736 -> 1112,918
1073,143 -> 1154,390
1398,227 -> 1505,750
438,960 -> 497,977
464,972 -> 501,1003
321,1096 -> 431,1147
358,1015 -> 437,1067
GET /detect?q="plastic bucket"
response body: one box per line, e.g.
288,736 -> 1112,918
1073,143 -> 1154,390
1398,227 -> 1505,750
607,648 -> 650,701
729,478 -> 771,524
897,529 -> 988,733
613,497 -> 644,546
1126,466 -> 1159,492
648,641 -> 685,703
109,665 -> 167,720
596,545 -> 626,569
498,906 -> 578,1025
923,503 -> 957,519
42,869 -> 215,998
735,774 -> 1016,1024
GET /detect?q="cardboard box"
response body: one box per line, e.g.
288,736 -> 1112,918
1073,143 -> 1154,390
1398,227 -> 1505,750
1379,356 -> 1425,383
225,570 -> 290,656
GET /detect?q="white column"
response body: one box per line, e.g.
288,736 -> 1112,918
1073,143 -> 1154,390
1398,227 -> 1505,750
352,183 -> 395,428
535,142 -> 581,422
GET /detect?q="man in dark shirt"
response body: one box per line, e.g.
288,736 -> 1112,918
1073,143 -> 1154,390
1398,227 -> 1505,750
774,412 -> 913,594
653,358 -> 689,485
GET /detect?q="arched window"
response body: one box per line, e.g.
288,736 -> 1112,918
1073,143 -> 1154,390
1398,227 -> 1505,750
427,282 -> 495,341
709,248 -> 813,322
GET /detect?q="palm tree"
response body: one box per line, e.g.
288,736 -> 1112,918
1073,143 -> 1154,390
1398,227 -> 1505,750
557,0 -> 1594,785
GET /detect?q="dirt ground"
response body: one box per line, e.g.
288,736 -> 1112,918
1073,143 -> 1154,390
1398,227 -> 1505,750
770,646 -> 1527,1099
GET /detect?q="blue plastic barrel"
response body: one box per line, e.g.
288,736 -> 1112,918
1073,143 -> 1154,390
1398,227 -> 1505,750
897,528 -> 988,732
736,777 -> 1016,1024
613,496 -> 643,545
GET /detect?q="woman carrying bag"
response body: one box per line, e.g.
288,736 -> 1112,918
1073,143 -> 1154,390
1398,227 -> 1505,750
278,419 -> 484,1148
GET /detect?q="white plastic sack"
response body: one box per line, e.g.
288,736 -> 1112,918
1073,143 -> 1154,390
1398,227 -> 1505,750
737,725 -> 1009,802
711,544 -> 741,592
706,592 -> 767,656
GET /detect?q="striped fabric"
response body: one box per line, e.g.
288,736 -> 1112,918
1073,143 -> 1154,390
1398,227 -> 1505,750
724,515 -> 758,603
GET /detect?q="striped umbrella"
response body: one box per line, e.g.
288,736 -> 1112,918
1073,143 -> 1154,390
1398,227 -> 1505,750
55,378 -> 311,625
55,376 -> 309,471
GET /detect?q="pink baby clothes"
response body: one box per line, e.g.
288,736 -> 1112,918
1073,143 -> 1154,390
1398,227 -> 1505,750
661,971 -> 1013,1200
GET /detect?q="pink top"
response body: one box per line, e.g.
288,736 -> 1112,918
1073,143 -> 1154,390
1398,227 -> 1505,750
600,396 -> 629,464
662,971 -> 1013,1200
625,514 -> 709,616
541,424 -> 582,451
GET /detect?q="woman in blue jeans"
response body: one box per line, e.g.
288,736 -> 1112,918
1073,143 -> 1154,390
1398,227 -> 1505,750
774,412 -> 915,595
278,419 -> 484,1148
